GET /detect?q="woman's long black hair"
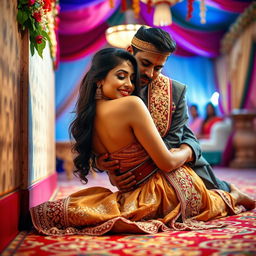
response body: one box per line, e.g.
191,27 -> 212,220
69,48 -> 140,183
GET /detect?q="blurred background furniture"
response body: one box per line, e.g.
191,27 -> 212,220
229,111 -> 256,168
199,118 -> 232,165
56,142 -> 75,180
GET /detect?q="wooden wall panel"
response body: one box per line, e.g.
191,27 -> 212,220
0,0 -> 22,196
28,45 -> 55,186
0,0 -> 56,249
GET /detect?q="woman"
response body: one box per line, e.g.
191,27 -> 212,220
30,48 -> 255,236
189,104 -> 203,137
199,102 -> 223,139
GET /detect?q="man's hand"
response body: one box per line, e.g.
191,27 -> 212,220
95,153 -> 119,171
108,170 -> 136,192
96,154 -> 136,192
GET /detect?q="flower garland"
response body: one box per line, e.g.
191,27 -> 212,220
109,0 -> 206,25
221,2 -> 256,54
17,0 -> 59,59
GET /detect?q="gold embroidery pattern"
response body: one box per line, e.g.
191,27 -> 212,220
68,200 -> 117,226
163,168 -> 229,230
148,74 -> 171,137
145,193 -> 157,205
164,167 -> 202,219
30,198 -> 69,231
30,216 -> 171,236
123,201 -> 138,213
131,37 -> 170,56
213,189 -> 245,215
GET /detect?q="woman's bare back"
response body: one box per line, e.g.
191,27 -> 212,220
92,97 -> 138,155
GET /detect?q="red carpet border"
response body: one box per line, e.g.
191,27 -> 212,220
3,168 -> 256,256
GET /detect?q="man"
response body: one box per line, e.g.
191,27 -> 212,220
96,26 -> 230,192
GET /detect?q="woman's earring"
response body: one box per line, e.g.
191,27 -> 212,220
95,84 -> 102,100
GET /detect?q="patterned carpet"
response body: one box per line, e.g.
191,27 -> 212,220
3,167 -> 256,256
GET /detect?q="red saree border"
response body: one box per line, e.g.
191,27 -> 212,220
31,200 -> 172,236
148,74 -> 173,137
213,189 -> 245,215
30,167 -> 237,236
163,167 -> 231,230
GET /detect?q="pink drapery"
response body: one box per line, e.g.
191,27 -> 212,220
59,24 -> 108,61
206,0 -> 251,13
59,0 -> 119,35
140,3 -> 224,57
57,0 -> 252,60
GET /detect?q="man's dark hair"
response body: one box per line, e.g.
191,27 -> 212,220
133,26 -> 176,54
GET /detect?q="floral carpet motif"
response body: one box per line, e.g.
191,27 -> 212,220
3,168 -> 256,256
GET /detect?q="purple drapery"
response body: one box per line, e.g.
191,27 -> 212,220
166,24 -> 224,57
60,0 -> 105,11
59,0 -> 118,35
206,0 -> 251,13
140,3 -> 224,57
59,23 -> 108,61
57,0 -> 252,60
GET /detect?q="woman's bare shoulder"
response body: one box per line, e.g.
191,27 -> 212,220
116,96 -> 146,114
97,96 -> 145,119
109,96 -> 144,111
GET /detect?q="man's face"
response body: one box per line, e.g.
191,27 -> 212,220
134,50 -> 168,87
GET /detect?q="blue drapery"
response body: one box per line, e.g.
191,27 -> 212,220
163,55 -> 217,117
56,54 -> 217,141
55,56 -> 92,141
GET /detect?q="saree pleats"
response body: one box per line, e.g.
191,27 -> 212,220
30,143 -> 244,236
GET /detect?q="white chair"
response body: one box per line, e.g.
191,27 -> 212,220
199,118 -> 232,165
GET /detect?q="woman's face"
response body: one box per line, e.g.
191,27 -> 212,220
101,60 -> 135,99
190,106 -> 198,118
207,104 -> 215,116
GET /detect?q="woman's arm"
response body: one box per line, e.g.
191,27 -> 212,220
125,96 -> 191,172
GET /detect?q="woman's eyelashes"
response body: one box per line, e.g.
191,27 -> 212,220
117,74 -> 134,84
117,74 -> 125,80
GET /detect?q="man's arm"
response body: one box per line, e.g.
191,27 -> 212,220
163,82 -> 202,163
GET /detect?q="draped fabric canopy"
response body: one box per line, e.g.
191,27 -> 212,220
57,0 -> 252,61
55,0 -> 254,141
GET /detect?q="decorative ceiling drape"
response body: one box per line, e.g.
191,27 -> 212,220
58,0 -> 252,61
55,0 -> 254,141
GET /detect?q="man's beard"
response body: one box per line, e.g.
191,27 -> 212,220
140,75 -> 152,87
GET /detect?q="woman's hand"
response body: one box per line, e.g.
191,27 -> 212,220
107,170 -> 136,192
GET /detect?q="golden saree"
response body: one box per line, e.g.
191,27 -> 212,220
30,142 -> 244,236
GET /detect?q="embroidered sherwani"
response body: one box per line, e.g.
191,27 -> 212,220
141,74 -> 230,192
30,142 -> 242,236
30,74 -> 238,236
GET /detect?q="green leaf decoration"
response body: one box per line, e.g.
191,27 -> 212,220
17,0 -> 59,60
30,42 -> 35,56
17,10 -> 28,25
35,40 -> 46,58
41,30 -> 50,42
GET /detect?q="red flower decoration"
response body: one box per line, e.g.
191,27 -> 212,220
35,35 -> 43,44
28,0 -> 35,6
43,0 -> 52,11
33,12 -> 42,22
186,0 -> 195,20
